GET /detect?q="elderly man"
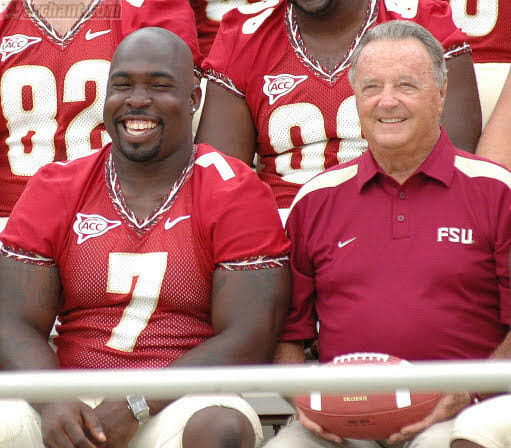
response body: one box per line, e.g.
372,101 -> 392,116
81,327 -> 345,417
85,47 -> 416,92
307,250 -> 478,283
0,28 -> 291,448
265,20 -> 511,448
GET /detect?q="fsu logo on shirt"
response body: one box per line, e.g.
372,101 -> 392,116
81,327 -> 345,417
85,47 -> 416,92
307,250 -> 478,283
0,34 -> 41,62
263,74 -> 307,105
73,213 -> 121,244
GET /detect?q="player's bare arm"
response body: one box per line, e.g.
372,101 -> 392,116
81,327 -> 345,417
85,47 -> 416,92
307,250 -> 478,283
189,266 -> 291,364
142,265 -> 291,416
442,53 -> 481,153
476,67 -> 511,168
0,257 -> 107,447
0,257 -> 60,370
273,341 -> 306,364
195,81 -> 257,166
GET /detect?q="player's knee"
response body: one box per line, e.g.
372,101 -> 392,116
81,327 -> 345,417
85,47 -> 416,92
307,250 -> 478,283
451,440 -> 484,448
451,395 -> 511,448
408,420 -> 454,448
182,406 -> 256,448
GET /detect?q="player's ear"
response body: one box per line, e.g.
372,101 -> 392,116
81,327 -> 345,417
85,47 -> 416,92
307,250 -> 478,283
190,82 -> 202,115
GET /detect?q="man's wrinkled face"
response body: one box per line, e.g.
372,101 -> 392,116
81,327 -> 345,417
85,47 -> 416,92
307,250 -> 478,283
352,38 -> 446,156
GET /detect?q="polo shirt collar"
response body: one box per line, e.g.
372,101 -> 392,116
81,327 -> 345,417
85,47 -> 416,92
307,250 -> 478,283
356,128 -> 455,191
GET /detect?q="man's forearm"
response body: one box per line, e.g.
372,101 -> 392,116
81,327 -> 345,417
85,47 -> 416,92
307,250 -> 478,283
472,331 -> 511,401
489,331 -> 511,360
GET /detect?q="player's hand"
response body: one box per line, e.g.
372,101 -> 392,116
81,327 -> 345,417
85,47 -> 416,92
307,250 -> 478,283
93,401 -> 139,448
39,401 -> 106,448
296,407 -> 343,444
386,392 -> 471,445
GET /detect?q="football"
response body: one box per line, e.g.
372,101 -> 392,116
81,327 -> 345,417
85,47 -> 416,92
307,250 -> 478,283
294,353 -> 442,440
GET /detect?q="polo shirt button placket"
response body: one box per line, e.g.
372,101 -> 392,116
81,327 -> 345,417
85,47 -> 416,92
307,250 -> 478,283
393,189 -> 409,239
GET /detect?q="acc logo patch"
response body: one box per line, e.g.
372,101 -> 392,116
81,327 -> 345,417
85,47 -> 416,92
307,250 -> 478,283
73,213 -> 121,245
384,0 -> 418,19
263,74 -> 307,105
0,34 -> 41,62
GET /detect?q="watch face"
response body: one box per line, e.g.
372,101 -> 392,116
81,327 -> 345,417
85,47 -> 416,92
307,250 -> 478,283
127,395 -> 150,420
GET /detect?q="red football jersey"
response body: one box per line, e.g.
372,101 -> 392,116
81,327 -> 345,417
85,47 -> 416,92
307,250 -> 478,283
0,143 -> 289,369
448,0 -> 511,63
203,0 -> 470,208
189,0 -> 256,56
0,0 -> 201,217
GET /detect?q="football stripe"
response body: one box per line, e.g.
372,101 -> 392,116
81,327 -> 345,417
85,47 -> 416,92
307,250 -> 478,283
395,387 -> 412,408
310,391 -> 322,411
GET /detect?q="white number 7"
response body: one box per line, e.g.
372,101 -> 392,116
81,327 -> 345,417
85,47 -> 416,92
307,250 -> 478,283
195,152 -> 236,180
106,252 -> 168,352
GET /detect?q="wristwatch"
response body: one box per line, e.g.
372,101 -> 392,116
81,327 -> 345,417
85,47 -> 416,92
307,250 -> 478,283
126,394 -> 150,423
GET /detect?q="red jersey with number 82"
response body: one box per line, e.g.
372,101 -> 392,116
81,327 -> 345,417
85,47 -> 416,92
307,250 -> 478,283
448,0 -> 511,63
203,0 -> 469,208
0,0 -> 201,216
0,144 -> 289,369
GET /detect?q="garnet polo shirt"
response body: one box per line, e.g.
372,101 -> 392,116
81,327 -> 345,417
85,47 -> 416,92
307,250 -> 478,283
283,129 -> 511,363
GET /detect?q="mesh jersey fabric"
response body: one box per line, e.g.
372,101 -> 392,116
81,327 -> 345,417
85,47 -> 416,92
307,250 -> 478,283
448,0 -> 511,63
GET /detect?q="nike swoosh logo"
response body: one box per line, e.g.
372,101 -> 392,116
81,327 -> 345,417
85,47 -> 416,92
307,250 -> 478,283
85,29 -> 111,41
164,215 -> 191,231
338,237 -> 357,248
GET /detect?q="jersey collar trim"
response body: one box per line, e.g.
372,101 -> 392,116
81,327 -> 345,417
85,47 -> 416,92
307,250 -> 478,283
105,145 -> 197,234
286,0 -> 378,85
24,0 -> 102,48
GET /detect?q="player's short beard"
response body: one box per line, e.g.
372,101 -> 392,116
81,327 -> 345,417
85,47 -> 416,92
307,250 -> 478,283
289,0 -> 335,16
119,141 -> 160,163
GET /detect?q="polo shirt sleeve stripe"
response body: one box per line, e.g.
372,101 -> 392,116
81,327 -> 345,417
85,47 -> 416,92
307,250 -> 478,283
454,156 -> 511,189
289,164 -> 359,213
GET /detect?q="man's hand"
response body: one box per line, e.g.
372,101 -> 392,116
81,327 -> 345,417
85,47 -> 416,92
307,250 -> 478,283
93,401 -> 139,448
386,392 -> 472,445
39,402 -> 106,448
297,407 -> 343,444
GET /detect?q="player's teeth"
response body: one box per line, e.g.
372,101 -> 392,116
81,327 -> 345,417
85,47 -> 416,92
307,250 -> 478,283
125,120 -> 157,131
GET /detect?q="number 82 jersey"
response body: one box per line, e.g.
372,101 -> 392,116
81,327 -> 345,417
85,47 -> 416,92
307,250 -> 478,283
203,0 -> 469,208
0,0 -> 201,216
